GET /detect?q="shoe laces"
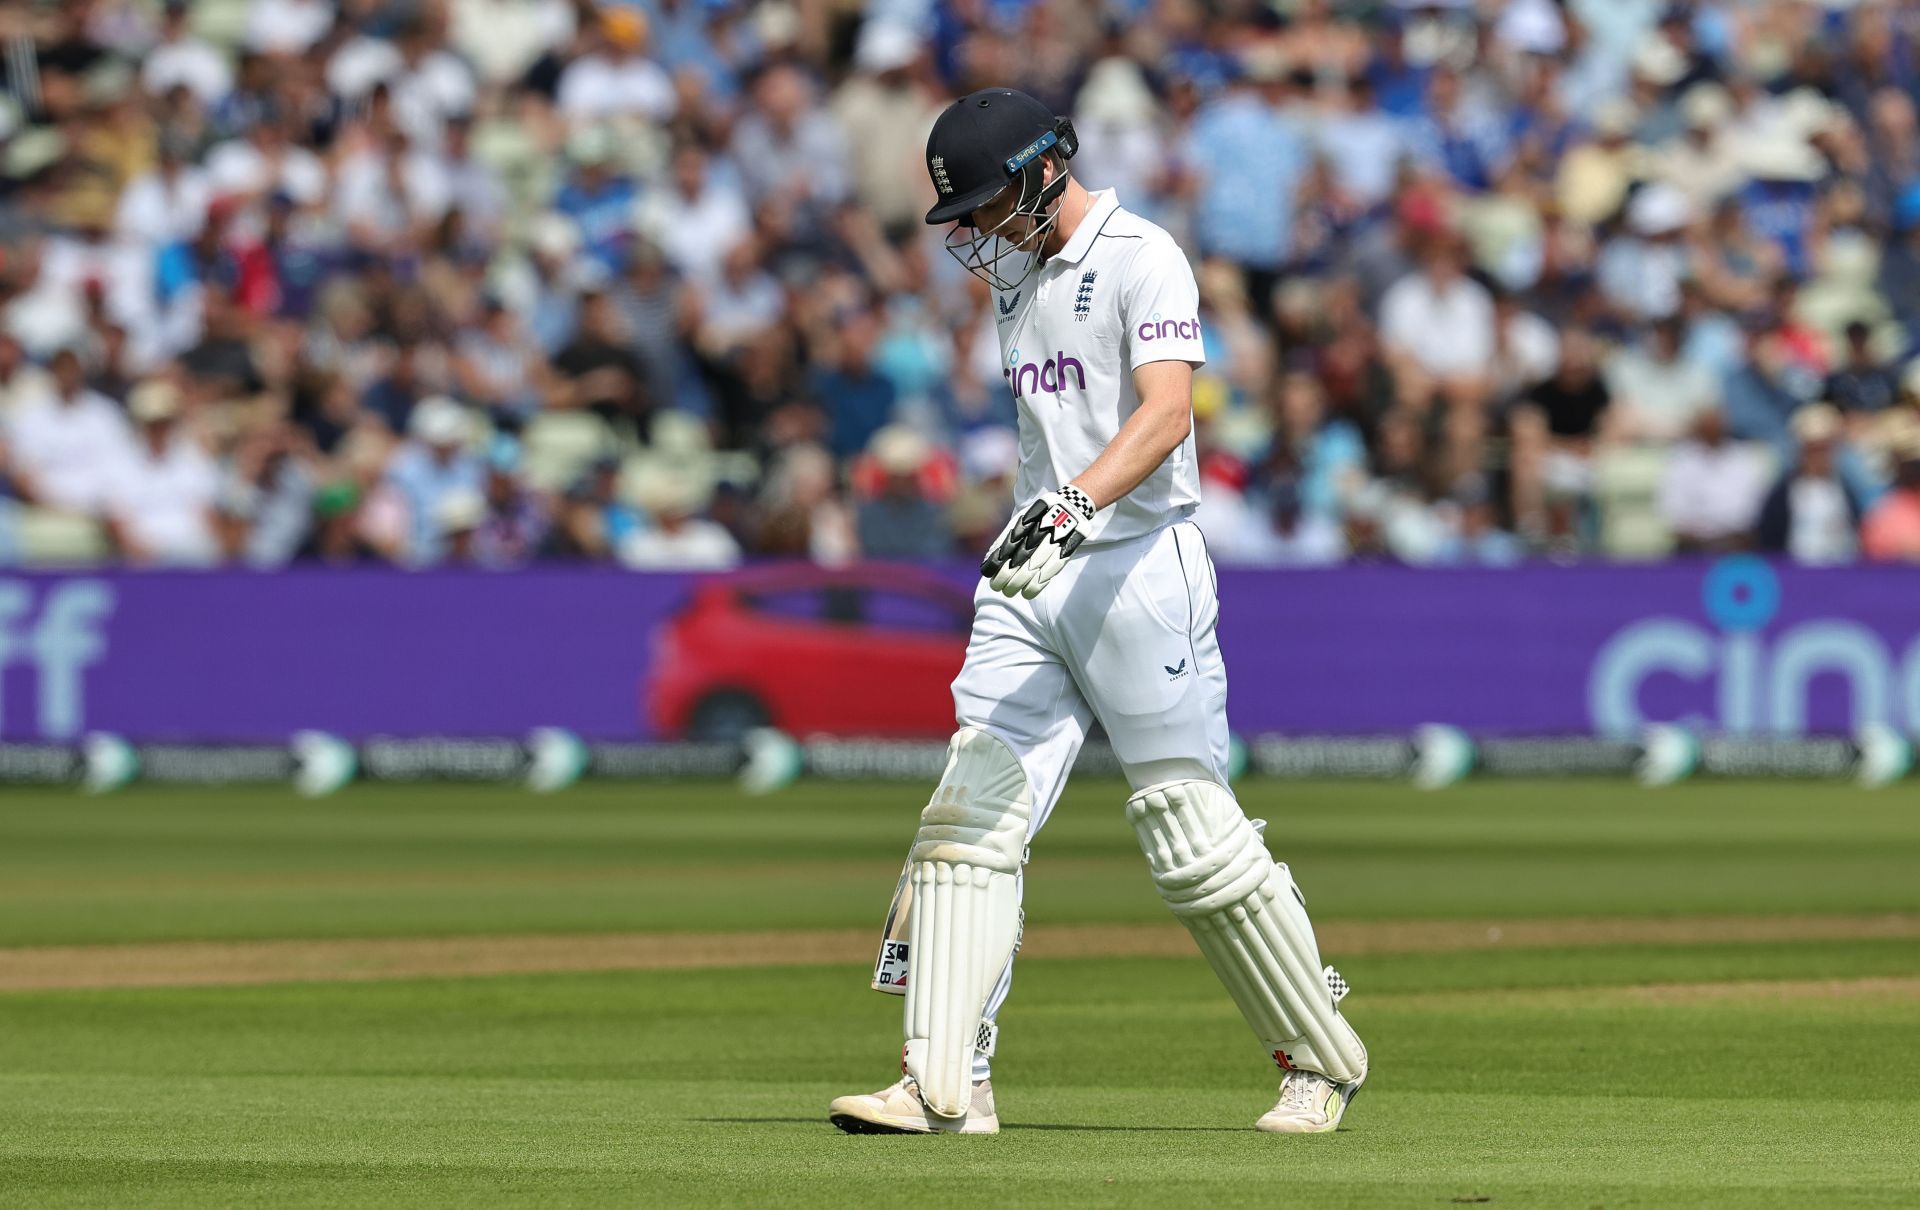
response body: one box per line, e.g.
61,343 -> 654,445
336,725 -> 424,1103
1279,1071 -> 1328,1112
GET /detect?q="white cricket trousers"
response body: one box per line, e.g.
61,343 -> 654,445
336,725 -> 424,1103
949,519 -> 1232,1079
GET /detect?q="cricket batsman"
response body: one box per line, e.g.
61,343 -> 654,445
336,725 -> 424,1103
828,88 -> 1368,1136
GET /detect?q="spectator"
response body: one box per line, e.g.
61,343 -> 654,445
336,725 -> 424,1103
1650,84 -> 1743,211
1723,320 -> 1810,447
613,239 -> 698,421
1487,288 -> 1560,406
0,335 -> 54,415
203,108 -> 328,206
433,115 -> 508,241
1069,57 -> 1168,222
361,340 -> 430,434
730,64 -> 851,233
1860,88 -> 1920,229
815,304 -> 897,460
455,297 -> 544,429
326,13 -> 476,145
1691,197 -> 1785,315
1861,432 -> 1920,562
1878,184 -> 1920,334
551,457 -> 643,563
632,142 -> 752,286
1659,408 -> 1770,554
5,348 -> 132,516
1316,75 -> 1405,210
757,442 -> 857,564
519,213 -> 587,356
1248,371 -> 1365,526
1434,477 -> 1525,566
435,488 -> 487,566
4,0 -> 1918,572
855,426 -> 946,561
451,0 -> 576,87
1736,131 -> 1826,280
691,238 -> 782,361
832,23 -> 942,235
469,445 -> 551,568
1404,66 -> 1510,193
1184,55 -> 1307,298
1378,234 -> 1496,481
1606,316 -> 1719,443
115,129 -> 210,249
1460,161 -> 1547,293
947,425 -> 1019,557
385,396 -> 485,566
622,471 -> 740,570
105,380 -> 220,565
1555,98 -> 1637,226
1596,183 -> 1693,323
220,423 -> 313,566
142,1 -> 231,108
1824,322 -> 1899,416
1756,405 -> 1864,565
1234,481 -> 1348,568
554,128 -> 639,273
556,8 -> 675,125
310,431 -> 402,565
244,0 -> 333,57
551,284 -> 651,440
1379,235 -> 1495,397
1513,328 -> 1612,542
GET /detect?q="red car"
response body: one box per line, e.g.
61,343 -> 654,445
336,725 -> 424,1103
647,563 -> 974,740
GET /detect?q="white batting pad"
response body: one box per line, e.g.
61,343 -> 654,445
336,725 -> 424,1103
1127,780 -> 1366,1082
902,728 -> 1031,1118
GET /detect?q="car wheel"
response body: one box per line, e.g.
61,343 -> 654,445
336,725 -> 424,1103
688,690 -> 772,742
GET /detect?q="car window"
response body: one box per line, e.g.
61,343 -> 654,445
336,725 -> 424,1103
740,588 -> 829,623
863,588 -> 970,635
740,586 -> 868,625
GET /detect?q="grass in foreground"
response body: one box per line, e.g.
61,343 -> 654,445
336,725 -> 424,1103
0,778 -> 1916,1206
1,949 -> 1916,1207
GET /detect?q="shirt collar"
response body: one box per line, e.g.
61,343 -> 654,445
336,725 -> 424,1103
1052,188 -> 1118,266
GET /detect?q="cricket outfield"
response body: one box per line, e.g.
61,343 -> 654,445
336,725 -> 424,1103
1,779 -> 1916,1207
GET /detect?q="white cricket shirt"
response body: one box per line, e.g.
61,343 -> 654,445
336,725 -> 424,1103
992,188 -> 1206,544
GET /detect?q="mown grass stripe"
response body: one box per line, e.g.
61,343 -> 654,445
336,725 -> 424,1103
3,913 -> 1914,992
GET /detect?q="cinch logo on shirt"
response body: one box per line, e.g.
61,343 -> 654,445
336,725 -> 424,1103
1136,314 -> 1203,342
1004,349 -> 1087,399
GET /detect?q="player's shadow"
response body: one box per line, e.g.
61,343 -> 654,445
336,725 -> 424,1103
1009,1122 -> 1244,1133
695,1117 -> 1242,1133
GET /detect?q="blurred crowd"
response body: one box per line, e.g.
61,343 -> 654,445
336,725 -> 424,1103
5,0 -> 1920,570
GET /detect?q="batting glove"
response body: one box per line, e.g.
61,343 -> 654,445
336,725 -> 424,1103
981,485 -> 1098,599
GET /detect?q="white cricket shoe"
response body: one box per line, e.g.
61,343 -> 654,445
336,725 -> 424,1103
1256,1065 -> 1366,1134
829,1076 -> 998,1135
1258,968 -> 1368,1133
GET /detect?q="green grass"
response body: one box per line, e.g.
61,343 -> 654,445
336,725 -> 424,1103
3,780 -> 1918,945
1,779 -> 1917,1206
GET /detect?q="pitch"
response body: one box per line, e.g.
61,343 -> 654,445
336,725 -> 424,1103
1,779 -> 1916,1206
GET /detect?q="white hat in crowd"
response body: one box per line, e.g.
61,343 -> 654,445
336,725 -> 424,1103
127,380 -> 182,424
630,468 -> 708,518
1681,83 -> 1733,132
854,20 -> 919,74
1790,404 -> 1842,445
1627,183 -> 1694,237
410,396 -> 473,448
1738,133 -> 1827,183
870,425 -> 931,477
436,488 -> 487,534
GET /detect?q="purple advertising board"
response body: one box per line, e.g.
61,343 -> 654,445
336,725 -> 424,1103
1,558 -> 1917,742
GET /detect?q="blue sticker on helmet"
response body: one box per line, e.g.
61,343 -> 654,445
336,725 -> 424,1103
1004,130 -> 1058,175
